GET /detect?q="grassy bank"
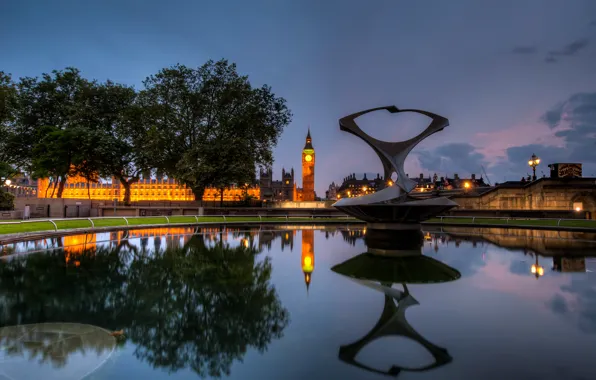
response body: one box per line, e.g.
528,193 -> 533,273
0,215 -> 358,235
425,217 -> 596,229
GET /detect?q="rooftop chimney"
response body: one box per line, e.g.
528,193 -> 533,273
471,174 -> 476,180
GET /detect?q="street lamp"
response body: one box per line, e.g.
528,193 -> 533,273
4,179 -> 11,186
528,153 -> 540,181
530,255 -> 544,279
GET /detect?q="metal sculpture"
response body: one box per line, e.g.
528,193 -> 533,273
339,106 -> 449,194
333,106 -> 458,227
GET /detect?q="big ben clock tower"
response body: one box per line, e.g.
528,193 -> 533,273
302,129 -> 315,201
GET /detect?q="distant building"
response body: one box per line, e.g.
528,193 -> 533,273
325,182 -> 339,200
451,163 -> 596,219
259,167 -> 297,201
337,173 -> 385,199
300,130 -> 316,201
336,172 -> 489,199
260,130 -> 317,202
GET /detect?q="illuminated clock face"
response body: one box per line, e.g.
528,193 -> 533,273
304,154 -> 312,162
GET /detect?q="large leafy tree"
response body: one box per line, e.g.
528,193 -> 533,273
140,59 -> 292,201
82,81 -> 153,205
14,68 -> 94,197
0,72 -> 19,179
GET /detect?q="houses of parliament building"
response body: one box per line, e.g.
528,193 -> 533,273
35,130 -> 316,203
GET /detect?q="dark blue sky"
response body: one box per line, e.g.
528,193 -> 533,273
2,0 -> 596,194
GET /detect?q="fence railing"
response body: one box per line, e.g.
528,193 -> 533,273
0,214 -> 359,233
430,215 -> 595,227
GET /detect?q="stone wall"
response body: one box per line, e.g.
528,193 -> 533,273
270,201 -> 333,209
450,178 -> 596,218
14,198 -> 94,218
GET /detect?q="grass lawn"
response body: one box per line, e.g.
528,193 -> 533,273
425,217 -> 596,229
0,215 -> 358,235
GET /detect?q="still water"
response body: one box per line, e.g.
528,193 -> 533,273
1,225 -> 595,380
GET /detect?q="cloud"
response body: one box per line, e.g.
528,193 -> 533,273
416,92 -> 596,182
512,46 -> 537,54
557,277 -> 596,333
494,92 -> 596,179
509,260 -> 530,275
416,143 -> 489,176
548,293 -> 569,315
545,38 -> 590,62
545,56 -> 557,63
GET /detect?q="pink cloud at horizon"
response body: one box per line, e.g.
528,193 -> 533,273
473,120 -> 567,164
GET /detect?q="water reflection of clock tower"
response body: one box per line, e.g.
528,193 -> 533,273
302,129 -> 315,201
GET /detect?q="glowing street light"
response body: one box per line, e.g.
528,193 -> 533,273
530,256 -> 544,279
387,180 -> 393,186
4,179 -> 11,186
463,182 -> 470,189
528,153 -> 540,181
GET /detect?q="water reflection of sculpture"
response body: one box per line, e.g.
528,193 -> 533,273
0,234 -> 289,378
331,231 -> 461,377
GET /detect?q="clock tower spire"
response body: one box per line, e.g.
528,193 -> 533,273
302,128 -> 315,201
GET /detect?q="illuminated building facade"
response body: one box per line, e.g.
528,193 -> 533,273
301,229 -> 315,291
301,130 -> 316,201
336,172 -> 489,199
35,130 -> 321,204
259,130 -> 317,202
337,173 -> 385,199
37,175 -> 260,202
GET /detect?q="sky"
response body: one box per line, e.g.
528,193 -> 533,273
2,0 -> 596,195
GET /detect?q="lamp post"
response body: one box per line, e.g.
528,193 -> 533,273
530,255 -> 544,279
528,153 -> 540,181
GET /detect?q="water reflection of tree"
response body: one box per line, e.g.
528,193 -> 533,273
0,234 -> 289,378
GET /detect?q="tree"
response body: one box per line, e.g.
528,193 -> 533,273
0,72 -> 19,181
140,59 -> 292,201
14,68 -> 94,197
83,81 -> 153,205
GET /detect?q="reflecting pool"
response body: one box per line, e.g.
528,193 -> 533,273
1,225 -> 596,380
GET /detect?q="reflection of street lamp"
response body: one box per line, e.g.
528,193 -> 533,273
530,255 -> 544,279
528,153 -> 540,181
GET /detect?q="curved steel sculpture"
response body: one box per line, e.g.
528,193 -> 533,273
333,106 -> 458,228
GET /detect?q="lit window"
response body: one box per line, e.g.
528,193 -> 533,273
573,202 -> 583,212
